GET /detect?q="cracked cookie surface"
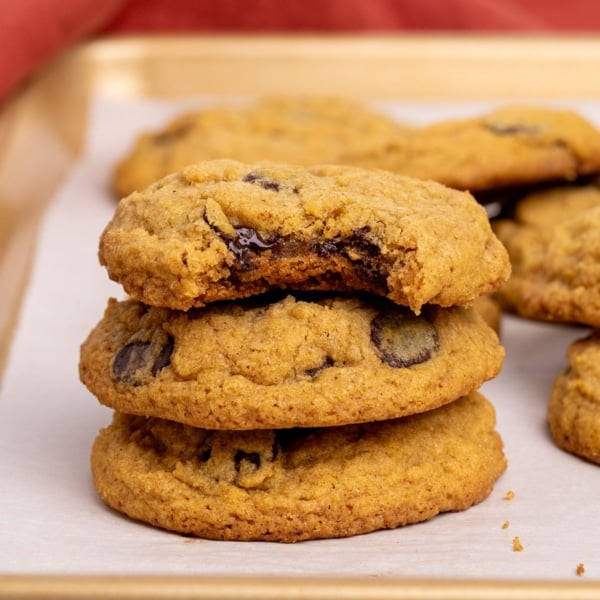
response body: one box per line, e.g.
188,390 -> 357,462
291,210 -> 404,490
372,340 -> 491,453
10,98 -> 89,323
79,294 -> 504,429
100,159 -> 510,312
90,391 -> 506,542
548,330 -> 600,465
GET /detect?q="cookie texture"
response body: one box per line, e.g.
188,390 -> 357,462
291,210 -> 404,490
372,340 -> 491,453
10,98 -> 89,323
494,189 -> 600,326
548,330 -> 600,464
91,391 -> 506,542
114,96 -> 409,198
79,294 -> 504,430
99,159 -> 510,313
356,105 -> 600,192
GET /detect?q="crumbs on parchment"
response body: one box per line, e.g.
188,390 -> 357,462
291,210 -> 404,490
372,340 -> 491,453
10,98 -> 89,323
576,563 -> 585,576
512,536 -> 524,552
501,520 -> 510,529
504,490 -> 515,501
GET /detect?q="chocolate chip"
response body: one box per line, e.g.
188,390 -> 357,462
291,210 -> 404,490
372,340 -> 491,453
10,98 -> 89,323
226,226 -> 276,268
234,450 -> 261,472
371,308 -> 439,368
151,335 -> 174,375
304,357 -> 334,378
485,123 -> 540,136
242,172 -> 280,191
112,334 -> 174,385
198,447 -> 212,462
312,240 -> 338,258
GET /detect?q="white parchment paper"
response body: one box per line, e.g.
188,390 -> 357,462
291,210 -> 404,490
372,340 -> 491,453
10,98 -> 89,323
1,96 -> 599,579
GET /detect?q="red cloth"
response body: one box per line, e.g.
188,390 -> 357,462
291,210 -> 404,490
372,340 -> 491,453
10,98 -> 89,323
2,0 -> 600,102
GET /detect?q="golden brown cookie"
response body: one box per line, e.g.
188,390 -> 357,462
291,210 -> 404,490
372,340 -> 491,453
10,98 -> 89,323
114,96 -> 410,198
100,159 -> 510,313
91,391 -> 506,542
79,294 -> 504,430
495,195 -> 600,326
548,329 -> 600,465
357,105 -> 600,193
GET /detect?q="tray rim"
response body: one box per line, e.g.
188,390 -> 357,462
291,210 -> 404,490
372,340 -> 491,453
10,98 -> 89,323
2,34 -> 600,599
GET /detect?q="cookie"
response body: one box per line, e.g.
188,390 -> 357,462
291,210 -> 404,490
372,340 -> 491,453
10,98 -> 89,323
114,96 -> 409,198
90,391 -> 506,542
473,295 -> 502,334
507,180 -> 600,226
494,196 -> 600,326
79,294 -> 504,430
548,330 -> 600,464
99,159 -> 510,313
356,105 -> 600,193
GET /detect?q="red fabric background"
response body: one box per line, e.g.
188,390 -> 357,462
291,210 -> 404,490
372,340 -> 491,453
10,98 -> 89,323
2,0 -> 600,102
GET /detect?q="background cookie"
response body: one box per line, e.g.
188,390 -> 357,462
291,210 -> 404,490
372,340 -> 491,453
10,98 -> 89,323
356,105 -> 600,193
548,330 -> 600,465
91,392 -> 506,542
507,180 -> 600,227
100,159 -> 510,312
495,203 -> 600,326
114,96 -> 410,198
79,295 -> 504,430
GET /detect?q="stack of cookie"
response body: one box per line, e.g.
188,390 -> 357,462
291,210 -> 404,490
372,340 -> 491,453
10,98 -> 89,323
494,182 -> 600,465
80,159 -> 511,542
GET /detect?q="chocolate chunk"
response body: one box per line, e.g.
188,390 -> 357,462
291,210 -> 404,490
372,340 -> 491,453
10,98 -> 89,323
113,334 -> 174,385
234,450 -> 261,472
198,447 -> 212,462
226,226 -> 277,268
304,357 -> 334,378
151,335 -> 174,375
371,309 -> 439,368
485,123 -> 540,136
242,172 -> 280,191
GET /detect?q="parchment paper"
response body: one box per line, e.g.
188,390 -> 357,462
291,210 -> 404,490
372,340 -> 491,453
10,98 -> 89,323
1,97 -> 598,579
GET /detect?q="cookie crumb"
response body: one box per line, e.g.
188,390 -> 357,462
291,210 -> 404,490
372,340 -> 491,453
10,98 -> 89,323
512,536 -> 524,552
576,563 -> 585,576
504,490 -> 515,500
501,520 -> 510,529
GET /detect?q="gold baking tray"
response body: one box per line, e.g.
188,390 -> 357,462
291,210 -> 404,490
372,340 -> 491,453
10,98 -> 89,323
2,34 -> 600,599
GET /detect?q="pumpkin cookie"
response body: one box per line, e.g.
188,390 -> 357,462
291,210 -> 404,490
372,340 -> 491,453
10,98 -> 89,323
79,294 -> 504,430
99,159 -> 510,313
114,96 -> 409,198
495,189 -> 600,326
91,391 -> 506,542
357,105 -> 600,193
548,330 -> 600,465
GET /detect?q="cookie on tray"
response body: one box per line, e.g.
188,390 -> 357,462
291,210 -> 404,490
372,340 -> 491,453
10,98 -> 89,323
494,196 -> 600,327
99,159 -> 510,313
114,96 -> 410,198
356,105 -> 600,193
79,294 -> 504,430
91,391 -> 506,542
548,330 -> 600,465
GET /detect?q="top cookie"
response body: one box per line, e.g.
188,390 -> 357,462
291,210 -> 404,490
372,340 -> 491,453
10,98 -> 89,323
99,159 -> 510,312
355,105 -> 600,193
114,96 -> 409,198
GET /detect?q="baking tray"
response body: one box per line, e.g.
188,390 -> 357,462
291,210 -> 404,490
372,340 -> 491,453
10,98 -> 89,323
2,34 -> 600,599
